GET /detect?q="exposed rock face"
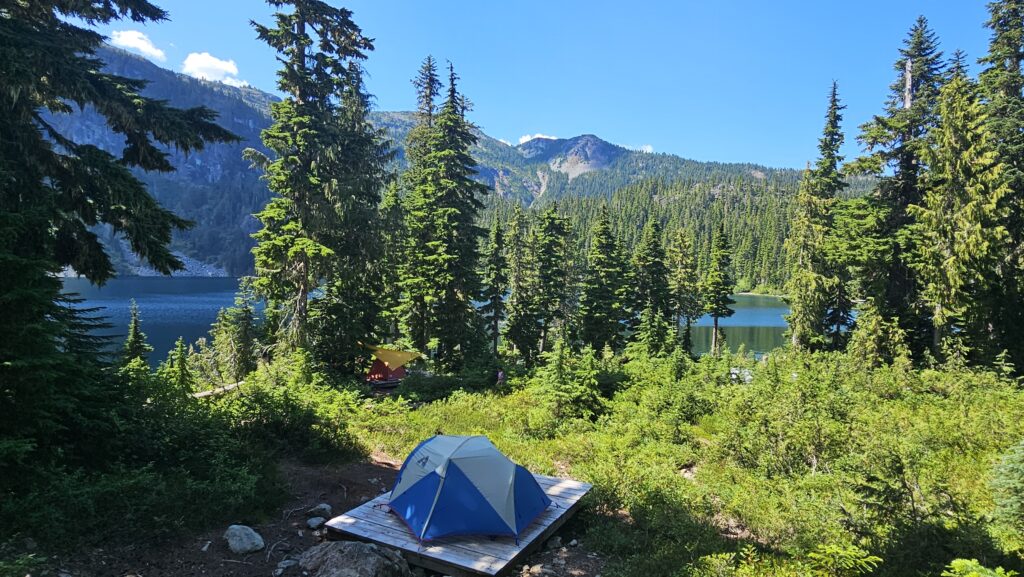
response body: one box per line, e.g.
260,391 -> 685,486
223,524 -> 265,554
299,542 -> 413,577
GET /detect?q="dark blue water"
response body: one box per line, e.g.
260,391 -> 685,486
62,278 -> 789,362
62,276 -> 243,362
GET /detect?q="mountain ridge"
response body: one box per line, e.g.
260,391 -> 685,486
61,47 -> 842,275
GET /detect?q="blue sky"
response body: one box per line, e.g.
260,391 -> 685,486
92,1 -> 993,169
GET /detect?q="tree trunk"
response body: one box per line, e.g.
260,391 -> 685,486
711,316 -> 719,356
293,256 -> 308,345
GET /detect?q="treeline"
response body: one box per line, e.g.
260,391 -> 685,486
783,11 -> 1024,373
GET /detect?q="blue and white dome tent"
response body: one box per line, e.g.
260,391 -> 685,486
388,435 -> 552,542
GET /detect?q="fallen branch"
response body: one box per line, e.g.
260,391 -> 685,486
266,538 -> 289,562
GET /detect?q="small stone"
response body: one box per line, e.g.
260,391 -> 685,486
568,539 -> 578,547
529,564 -> 545,575
307,516 -> 326,530
200,540 -> 211,552
223,524 -> 265,554
307,503 -> 332,518
276,558 -> 299,575
546,535 -> 562,550
554,557 -> 566,566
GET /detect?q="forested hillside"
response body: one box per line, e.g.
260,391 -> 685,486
63,48 -> 870,281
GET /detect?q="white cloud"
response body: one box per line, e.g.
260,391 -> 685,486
518,133 -> 558,144
111,30 -> 166,61
498,138 -> 512,146
182,52 -> 248,87
638,144 -> 654,153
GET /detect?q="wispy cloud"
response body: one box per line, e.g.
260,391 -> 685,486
111,30 -> 166,61
518,133 -> 558,145
182,52 -> 248,87
498,138 -> 512,146
638,144 -> 654,153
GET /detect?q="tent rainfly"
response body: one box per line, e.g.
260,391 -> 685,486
388,435 -> 552,542
365,346 -> 421,382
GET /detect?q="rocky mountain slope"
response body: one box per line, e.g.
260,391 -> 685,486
57,47 -> 848,275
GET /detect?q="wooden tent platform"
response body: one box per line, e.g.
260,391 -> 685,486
325,474 -> 592,577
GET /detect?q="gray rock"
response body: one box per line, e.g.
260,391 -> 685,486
300,542 -> 412,577
306,516 -> 327,530
307,503 -> 333,518
568,538 -> 579,547
546,535 -> 562,550
275,559 -> 300,576
223,524 -> 265,554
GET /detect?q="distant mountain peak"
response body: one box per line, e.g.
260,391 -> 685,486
515,133 -> 625,180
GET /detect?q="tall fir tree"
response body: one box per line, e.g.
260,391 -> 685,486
980,0 -> 1024,372
911,67 -> 1010,358
702,227 -> 737,356
0,0 -> 235,480
504,206 -> 543,365
534,204 -> 572,353
630,218 -> 671,324
851,16 -> 946,359
399,61 -> 489,371
785,82 -> 848,350
666,228 -> 703,355
246,0 -> 383,349
376,183 -> 406,341
480,220 -> 508,356
397,57 -> 442,352
123,299 -> 153,364
307,60 -> 393,373
578,206 -> 629,351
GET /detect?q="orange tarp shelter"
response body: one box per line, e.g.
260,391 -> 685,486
365,346 -> 421,382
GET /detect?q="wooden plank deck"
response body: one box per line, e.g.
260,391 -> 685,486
325,474 -> 592,577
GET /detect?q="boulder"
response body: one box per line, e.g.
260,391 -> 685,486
307,503 -> 333,518
300,542 -> 412,577
223,524 -> 264,555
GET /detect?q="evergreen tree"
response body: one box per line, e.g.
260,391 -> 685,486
578,206 -> 629,351
785,83 -> 848,350
702,228 -> 736,356
631,304 -> 674,357
911,68 -> 1010,357
630,219 -> 671,322
123,299 -> 153,364
851,16 -> 946,359
246,0 -> 384,349
667,228 -> 703,355
534,204 -> 572,353
308,60 -> 393,373
158,337 -> 194,400
480,220 -> 508,356
376,183 -> 406,341
399,61 -> 489,371
980,0 -> 1024,372
504,206 -> 542,365
0,0 -> 235,480
211,292 -> 259,382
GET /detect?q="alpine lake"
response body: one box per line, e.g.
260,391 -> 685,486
63,277 -> 789,363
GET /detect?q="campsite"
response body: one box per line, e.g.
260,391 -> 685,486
8,1 -> 1024,577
